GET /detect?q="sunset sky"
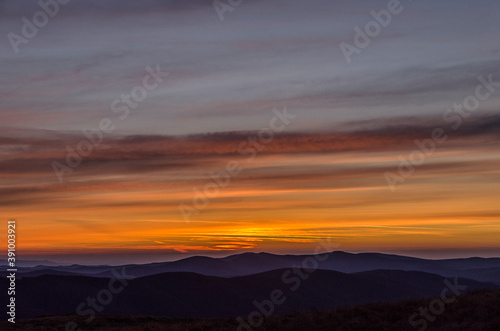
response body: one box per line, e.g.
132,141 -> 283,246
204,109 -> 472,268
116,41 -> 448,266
1,0 -> 500,264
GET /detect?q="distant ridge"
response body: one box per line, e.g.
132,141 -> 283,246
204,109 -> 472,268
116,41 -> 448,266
0,260 -> 61,267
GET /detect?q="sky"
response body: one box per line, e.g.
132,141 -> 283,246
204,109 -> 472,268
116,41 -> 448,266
1,0 -> 500,264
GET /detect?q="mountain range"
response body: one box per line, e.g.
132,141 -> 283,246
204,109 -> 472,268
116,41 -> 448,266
4,251 -> 500,285
2,251 -> 499,320
4,268 -> 497,320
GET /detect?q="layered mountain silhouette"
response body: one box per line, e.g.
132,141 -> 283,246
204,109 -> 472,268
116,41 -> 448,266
4,251 -> 500,285
3,268 -> 497,319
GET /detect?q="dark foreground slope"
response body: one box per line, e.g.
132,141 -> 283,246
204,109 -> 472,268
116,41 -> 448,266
2,268 -> 496,320
2,290 -> 499,331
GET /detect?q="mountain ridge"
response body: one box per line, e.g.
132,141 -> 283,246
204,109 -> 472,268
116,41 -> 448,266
4,251 -> 500,285
3,268 -> 497,320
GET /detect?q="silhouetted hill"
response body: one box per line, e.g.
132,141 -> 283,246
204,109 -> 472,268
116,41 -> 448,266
3,268 -> 496,320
